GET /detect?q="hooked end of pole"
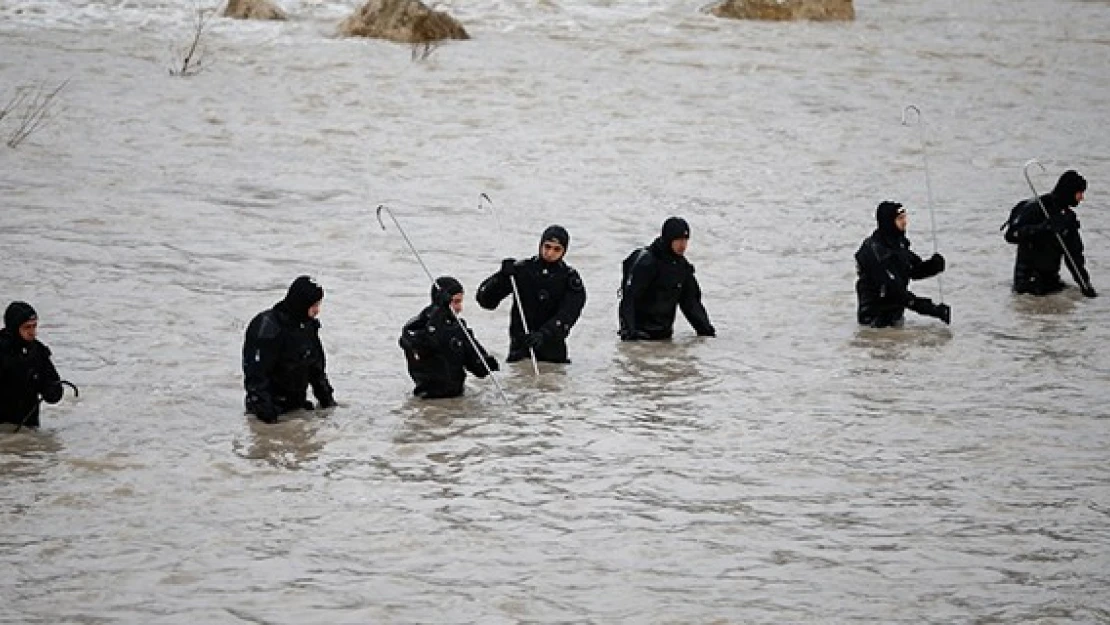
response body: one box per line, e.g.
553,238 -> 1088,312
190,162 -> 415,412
901,104 -> 921,126
375,204 -> 389,230
1023,158 -> 1045,174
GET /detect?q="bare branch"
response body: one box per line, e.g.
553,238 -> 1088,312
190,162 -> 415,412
4,79 -> 69,149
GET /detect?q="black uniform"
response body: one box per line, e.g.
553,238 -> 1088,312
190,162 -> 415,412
619,217 -> 715,341
0,302 -> 63,429
1003,170 -> 1095,297
855,201 -> 949,327
476,225 -> 586,363
400,277 -> 499,399
242,276 -> 335,423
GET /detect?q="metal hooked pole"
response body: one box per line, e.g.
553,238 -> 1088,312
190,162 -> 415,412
1022,160 -> 1092,293
14,380 -> 79,433
478,193 -> 540,377
376,204 -> 511,405
902,104 -> 944,303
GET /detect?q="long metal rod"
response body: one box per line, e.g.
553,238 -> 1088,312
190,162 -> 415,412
376,204 -> 511,404
902,105 -> 944,303
1022,160 -> 1091,292
479,193 -> 540,377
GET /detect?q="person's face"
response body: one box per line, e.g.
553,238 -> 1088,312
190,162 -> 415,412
895,212 -> 908,233
670,237 -> 689,256
540,240 -> 565,263
308,301 -> 322,319
450,293 -> 464,314
1076,190 -> 1085,205
18,319 -> 37,342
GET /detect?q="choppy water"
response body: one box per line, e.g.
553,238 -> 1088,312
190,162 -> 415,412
2,0 -> 1109,622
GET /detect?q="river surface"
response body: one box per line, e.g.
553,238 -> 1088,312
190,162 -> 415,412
2,0 -> 1109,622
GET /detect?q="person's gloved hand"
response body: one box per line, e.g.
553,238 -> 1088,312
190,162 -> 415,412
484,355 -> 500,372
40,380 -> 64,404
522,331 -> 545,350
927,253 -> 946,273
1081,285 -> 1098,298
935,303 -> 951,325
500,258 -> 517,277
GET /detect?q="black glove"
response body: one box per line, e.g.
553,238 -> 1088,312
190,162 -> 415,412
317,394 -> 337,409
521,331 -> 545,350
40,381 -> 64,404
1081,285 -> 1098,298
484,355 -> 500,372
935,303 -> 951,325
500,258 -> 517,277
927,253 -> 946,273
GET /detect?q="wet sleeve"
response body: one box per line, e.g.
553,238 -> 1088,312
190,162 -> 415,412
539,269 -> 587,340
679,268 -> 715,336
476,271 -> 513,310
1004,201 -> 1049,244
619,253 -> 654,336
308,328 -> 334,404
242,317 -> 280,414
1062,229 -> 1092,289
37,345 -> 63,404
399,309 -> 443,354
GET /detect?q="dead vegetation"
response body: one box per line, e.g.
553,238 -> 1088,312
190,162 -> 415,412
0,80 -> 69,148
170,3 -> 217,76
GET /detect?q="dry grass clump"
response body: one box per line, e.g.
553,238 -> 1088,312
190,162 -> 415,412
710,0 -> 854,21
0,80 -> 68,148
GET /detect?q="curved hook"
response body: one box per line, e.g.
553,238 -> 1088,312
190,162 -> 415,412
1023,159 -> 1046,191
477,192 -> 503,231
60,380 -> 79,398
375,204 -> 391,231
901,104 -> 922,127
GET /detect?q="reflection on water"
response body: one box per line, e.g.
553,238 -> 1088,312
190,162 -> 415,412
232,413 -> 328,470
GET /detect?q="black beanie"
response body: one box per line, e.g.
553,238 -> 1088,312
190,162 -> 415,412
283,276 -> 324,318
540,225 -> 570,250
661,217 -> 691,243
876,201 -> 906,240
431,276 -> 464,304
4,301 -> 37,331
1052,170 -> 1087,207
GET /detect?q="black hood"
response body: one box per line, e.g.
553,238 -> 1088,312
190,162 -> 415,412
661,217 -> 690,244
281,276 -> 324,320
4,301 -> 37,332
875,201 -> 906,244
431,276 -> 464,305
1052,170 -> 1086,208
540,225 -> 569,253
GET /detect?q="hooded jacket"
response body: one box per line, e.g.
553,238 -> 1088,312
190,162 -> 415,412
400,277 -> 494,399
0,302 -> 63,428
242,277 -> 334,422
1004,170 -> 1091,294
855,202 -> 944,327
476,225 -> 587,363
618,217 -> 715,340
